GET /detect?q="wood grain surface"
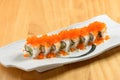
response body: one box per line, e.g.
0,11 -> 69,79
0,0 -> 120,80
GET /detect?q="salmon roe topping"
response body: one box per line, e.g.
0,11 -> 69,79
105,35 -> 110,40
37,53 -> 45,59
46,53 -> 56,58
26,21 -> 107,46
23,53 -> 29,57
59,50 -> 68,56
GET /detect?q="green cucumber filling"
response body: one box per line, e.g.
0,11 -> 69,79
25,45 -> 33,56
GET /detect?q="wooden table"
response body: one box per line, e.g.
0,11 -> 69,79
0,0 -> 120,80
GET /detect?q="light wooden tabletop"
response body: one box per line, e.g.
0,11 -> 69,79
0,0 -> 120,80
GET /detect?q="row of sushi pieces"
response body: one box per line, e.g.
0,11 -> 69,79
23,21 -> 110,59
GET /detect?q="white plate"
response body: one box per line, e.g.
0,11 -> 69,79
0,15 -> 120,72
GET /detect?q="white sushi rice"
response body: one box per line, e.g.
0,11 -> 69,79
44,46 -> 51,55
54,42 -> 61,53
32,47 -> 40,58
84,35 -> 89,46
72,37 -> 79,48
62,39 -> 71,52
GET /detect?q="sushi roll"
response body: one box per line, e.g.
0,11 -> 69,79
23,21 -> 110,59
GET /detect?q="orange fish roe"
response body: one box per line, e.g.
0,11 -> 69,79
59,50 -> 68,56
27,36 -> 38,46
23,53 -> 29,57
46,53 -> 56,58
37,53 -> 45,59
26,21 -> 107,46
105,35 -> 110,40
70,48 -> 76,52
88,42 -> 94,46
77,44 -> 85,50
94,37 -> 104,45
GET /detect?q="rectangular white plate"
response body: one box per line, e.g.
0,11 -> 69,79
0,15 -> 120,72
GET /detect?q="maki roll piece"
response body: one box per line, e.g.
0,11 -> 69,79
59,40 -> 70,56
